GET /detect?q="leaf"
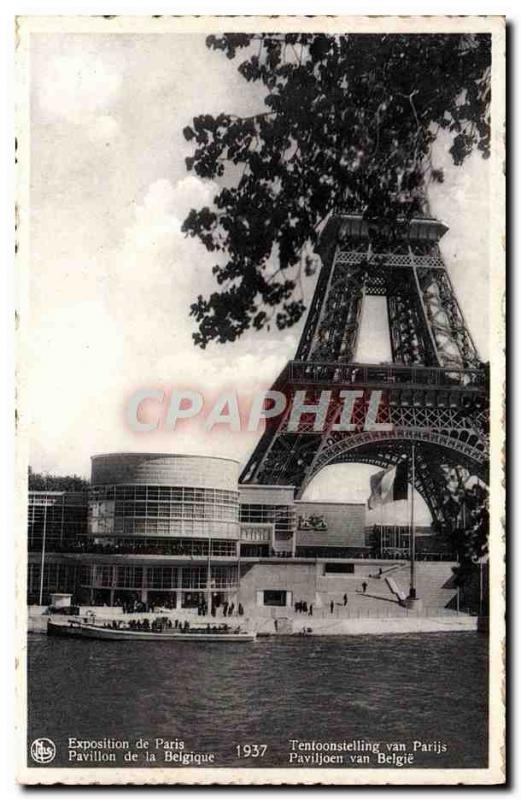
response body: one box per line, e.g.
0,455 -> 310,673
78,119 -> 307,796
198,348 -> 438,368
182,33 -> 491,346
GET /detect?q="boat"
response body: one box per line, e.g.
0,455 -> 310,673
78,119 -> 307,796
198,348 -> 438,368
47,618 -> 256,642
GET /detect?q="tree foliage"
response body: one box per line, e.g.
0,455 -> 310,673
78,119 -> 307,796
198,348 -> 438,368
442,470 -> 489,585
28,467 -> 89,491
182,33 -> 491,347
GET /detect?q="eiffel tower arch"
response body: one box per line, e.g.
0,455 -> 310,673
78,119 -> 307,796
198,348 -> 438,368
240,214 -> 489,527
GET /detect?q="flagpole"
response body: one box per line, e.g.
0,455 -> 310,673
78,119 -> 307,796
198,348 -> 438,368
379,496 -> 383,557
409,443 -> 416,600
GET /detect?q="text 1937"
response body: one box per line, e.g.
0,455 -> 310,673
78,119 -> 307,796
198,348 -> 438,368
236,744 -> 268,759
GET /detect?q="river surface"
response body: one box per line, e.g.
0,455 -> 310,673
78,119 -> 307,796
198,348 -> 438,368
27,632 -> 488,770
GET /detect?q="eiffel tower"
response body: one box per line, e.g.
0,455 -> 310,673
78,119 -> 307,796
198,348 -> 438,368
240,213 -> 489,527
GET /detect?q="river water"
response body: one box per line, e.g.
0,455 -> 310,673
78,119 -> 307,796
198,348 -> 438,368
27,632 -> 488,770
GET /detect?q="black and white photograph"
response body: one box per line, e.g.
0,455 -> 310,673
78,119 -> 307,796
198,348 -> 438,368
15,14 -> 505,785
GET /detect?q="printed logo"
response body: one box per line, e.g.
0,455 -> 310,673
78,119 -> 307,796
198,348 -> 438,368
30,738 -> 56,764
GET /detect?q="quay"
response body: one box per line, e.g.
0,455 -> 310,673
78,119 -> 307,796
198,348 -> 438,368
29,605 -> 481,637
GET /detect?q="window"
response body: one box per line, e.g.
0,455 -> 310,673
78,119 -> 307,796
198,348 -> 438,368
263,590 -> 287,607
211,565 -> 237,588
181,566 -> 207,589
211,540 -> 237,557
116,566 -> 143,587
241,544 -> 269,558
324,562 -> 354,574
146,567 -> 176,589
94,565 -> 113,587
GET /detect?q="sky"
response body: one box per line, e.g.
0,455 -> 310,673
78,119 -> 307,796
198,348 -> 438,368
28,32 -> 491,523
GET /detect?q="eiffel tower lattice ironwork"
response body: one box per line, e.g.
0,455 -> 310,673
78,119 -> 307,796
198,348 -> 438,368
240,214 -> 489,527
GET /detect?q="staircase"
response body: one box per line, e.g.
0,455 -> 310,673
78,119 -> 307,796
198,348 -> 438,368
313,561 -> 459,618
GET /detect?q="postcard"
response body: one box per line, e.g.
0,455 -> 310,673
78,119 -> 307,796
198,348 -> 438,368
15,14 -> 505,785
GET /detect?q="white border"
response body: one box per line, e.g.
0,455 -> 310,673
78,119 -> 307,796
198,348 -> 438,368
5,6 -> 508,793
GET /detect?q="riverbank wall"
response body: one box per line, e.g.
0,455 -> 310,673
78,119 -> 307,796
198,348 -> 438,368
28,606 -> 480,636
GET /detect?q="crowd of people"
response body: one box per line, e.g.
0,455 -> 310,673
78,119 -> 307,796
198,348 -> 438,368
196,599 -> 245,618
100,616 -> 239,635
294,600 -> 313,616
292,588 -> 374,617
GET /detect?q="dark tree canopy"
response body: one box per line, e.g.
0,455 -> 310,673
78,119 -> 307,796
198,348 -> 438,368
182,33 -> 491,347
28,467 -> 89,491
440,467 -> 488,584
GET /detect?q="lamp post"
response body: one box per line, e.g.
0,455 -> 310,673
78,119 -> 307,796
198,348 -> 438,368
409,444 -> 417,600
206,531 -> 212,617
38,498 -> 48,606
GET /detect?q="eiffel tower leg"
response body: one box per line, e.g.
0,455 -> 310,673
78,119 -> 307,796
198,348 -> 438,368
241,214 -> 488,540
415,255 -> 480,369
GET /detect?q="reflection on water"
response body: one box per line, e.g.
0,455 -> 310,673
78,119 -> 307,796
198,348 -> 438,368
28,632 -> 488,768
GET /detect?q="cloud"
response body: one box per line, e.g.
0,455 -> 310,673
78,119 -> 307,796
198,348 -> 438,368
37,53 -> 121,140
28,174 -> 291,474
88,114 -> 120,142
108,177 -> 289,390
428,133 -> 490,361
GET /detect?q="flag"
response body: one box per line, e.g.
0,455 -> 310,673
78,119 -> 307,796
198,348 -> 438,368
367,460 -> 408,510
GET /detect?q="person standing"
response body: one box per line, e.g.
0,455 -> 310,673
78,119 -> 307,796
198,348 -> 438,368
330,600 -> 334,614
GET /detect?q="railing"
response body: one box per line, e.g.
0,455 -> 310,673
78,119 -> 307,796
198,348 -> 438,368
31,541 -> 460,564
34,541 -> 238,558
291,605 -> 478,620
285,361 -> 487,390
335,251 -> 444,269
377,550 -> 457,562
